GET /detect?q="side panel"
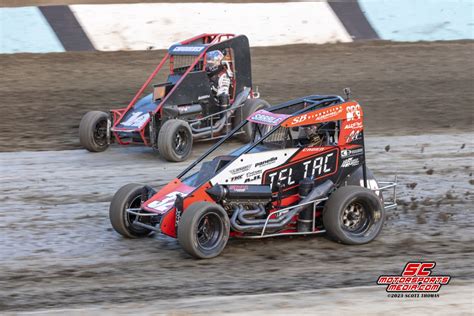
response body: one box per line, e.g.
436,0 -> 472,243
263,147 -> 339,192
163,71 -> 212,107
209,148 -> 299,185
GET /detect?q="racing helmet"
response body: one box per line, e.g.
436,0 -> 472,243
303,124 -> 322,146
206,50 -> 224,72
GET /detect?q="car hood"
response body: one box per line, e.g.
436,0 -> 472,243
115,93 -> 160,130
142,179 -> 195,214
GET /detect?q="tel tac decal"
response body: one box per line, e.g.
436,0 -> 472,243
263,148 -> 338,188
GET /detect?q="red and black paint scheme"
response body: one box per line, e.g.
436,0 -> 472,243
109,94 -> 397,258
79,33 -> 270,162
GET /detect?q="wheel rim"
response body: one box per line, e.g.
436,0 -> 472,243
124,195 -> 148,233
341,202 -> 370,234
173,128 -> 189,155
196,212 -> 223,250
93,119 -> 107,147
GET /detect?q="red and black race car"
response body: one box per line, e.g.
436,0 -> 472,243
109,93 -> 397,258
79,33 -> 269,161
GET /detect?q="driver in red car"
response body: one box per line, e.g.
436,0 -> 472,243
206,50 -> 233,109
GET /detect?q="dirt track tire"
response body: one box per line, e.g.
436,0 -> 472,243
178,202 -> 230,259
323,185 -> 385,245
109,183 -> 152,238
158,119 -> 193,162
79,111 -> 109,152
234,98 -> 270,143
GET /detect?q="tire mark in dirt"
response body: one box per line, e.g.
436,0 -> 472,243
0,133 -> 472,311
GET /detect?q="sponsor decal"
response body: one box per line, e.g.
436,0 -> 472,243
229,185 -> 248,192
291,106 -> 343,125
341,147 -> 363,158
171,45 -> 205,53
377,262 -> 451,298
346,130 -> 361,143
230,174 -> 244,182
179,105 -> 190,112
346,104 -> 361,122
341,157 -> 360,168
264,149 -> 338,188
121,112 -> 149,127
248,110 -> 290,126
198,95 -> 210,100
246,170 -> 262,177
147,191 -> 187,213
255,157 -> 278,168
302,147 -> 327,152
242,170 -> 263,183
229,164 -> 252,175
344,121 -> 363,129
244,174 -> 261,183
210,149 -> 298,186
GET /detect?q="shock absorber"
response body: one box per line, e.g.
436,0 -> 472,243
297,178 -> 314,232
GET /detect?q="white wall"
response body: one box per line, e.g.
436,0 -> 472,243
71,2 -> 352,51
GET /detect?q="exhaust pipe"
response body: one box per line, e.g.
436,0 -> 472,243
191,114 -> 228,138
230,180 -> 333,234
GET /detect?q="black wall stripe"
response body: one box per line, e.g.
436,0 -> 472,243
328,0 -> 379,40
39,5 -> 95,51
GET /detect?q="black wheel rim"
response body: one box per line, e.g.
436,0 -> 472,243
173,128 -> 189,155
124,195 -> 148,233
196,212 -> 223,250
93,119 -> 107,147
341,201 -> 370,234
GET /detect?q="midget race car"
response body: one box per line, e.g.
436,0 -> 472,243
109,94 -> 397,258
79,33 -> 269,161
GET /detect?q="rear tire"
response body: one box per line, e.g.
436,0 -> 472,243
178,202 -> 230,259
109,183 -> 152,238
79,111 -> 109,152
158,119 -> 193,162
323,186 -> 385,245
234,98 -> 270,143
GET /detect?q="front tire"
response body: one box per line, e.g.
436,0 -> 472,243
109,183 -> 152,238
158,119 -> 193,162
234,98 -> 270,143
178,202 -> 230,259
79,111 -> 109,152
323,186 -> 385,245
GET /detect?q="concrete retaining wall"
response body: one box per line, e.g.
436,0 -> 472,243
0,0 -> 472,53
359,0 -> 474,41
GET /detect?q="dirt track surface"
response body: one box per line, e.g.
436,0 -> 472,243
1,133 -> 472,311
5,282 -> 473,315
1,41 -> 473,152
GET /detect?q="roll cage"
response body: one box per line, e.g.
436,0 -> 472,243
178,95 -> 346,180
110,33 -> 252,146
